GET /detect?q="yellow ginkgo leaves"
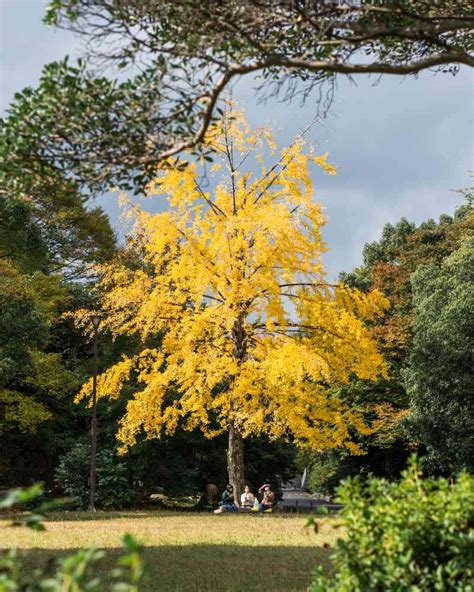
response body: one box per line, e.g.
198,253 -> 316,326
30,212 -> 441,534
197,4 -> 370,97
78,108 -> 389,456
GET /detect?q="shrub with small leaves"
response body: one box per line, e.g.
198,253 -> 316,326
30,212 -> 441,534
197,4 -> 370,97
311,457 -> 474,591
0,485 -> 145,591
0,532 -> 144,591
55,443 -> 134,510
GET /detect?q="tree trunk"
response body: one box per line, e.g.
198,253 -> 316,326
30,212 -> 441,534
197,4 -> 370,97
227,424 -> 245,502
228,312 -> 246,502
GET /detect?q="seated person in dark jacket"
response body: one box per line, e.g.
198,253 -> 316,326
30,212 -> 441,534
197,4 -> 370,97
214,484 -> 239,513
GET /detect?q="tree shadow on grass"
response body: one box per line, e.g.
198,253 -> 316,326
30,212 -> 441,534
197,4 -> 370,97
4,509 -> 328,522
2,509 -> 194,522
16,543 -> 332,591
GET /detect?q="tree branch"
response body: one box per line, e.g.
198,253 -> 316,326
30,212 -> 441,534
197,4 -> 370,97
156,50 -> 472,163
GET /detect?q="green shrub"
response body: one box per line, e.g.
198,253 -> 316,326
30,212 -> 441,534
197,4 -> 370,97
306,451 -> 347,496
0,534 -> 144,592
311,458 -> 474,591
55,443 -> 134,509
0,485 -> 145,591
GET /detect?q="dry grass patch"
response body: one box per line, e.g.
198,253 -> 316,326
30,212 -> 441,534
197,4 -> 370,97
1,511 -> 338,591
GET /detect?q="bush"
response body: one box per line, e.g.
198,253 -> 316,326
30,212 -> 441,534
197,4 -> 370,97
55,443 -> 134,509
311,458 -> 474,591
303,443 -> 412,498
0,534 -> 144,591
0,485 -> 145,591
306,451 -> 346,496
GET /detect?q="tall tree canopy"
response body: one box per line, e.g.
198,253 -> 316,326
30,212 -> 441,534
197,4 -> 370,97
0,258 -> 78,435
404,235 -> 474,474
0,161 -> 115,277
1,1 -> 472,195
76,112 -> 388,496
304,199 -> 474,491
0,94 -> 116,482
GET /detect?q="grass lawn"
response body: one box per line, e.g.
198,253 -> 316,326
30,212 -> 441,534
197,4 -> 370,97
0,510 -> 339,591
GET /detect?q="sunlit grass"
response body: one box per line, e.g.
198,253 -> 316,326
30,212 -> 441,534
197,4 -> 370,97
1,511 -> 338,591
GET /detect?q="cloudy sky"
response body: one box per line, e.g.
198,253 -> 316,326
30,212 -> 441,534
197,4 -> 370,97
1,0 -> 473,278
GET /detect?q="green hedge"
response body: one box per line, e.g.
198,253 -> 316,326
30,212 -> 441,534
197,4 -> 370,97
311,459 -> 474,591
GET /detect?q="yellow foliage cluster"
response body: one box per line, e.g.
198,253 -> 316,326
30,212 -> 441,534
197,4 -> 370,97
79,109 -> 389,453
371,403 -> 411,446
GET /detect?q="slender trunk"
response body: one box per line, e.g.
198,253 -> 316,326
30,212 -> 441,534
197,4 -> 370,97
227,424 -> 245,502
89,326 -> 99,512
228,312 -> 247,502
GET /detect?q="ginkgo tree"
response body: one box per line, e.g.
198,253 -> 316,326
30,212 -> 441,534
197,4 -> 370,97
78,110 -> 389,498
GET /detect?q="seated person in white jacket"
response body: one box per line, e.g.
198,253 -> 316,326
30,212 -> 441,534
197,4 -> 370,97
240,485 -> 255,510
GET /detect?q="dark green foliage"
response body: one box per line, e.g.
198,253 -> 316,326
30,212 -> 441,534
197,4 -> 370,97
0,261 -> 86,443
0,273 -> 48,388
55,443 -> 134,509
245,437 -> 298,496
306,452 -> 350,496
124,431 -> 227,497
114,429 -> 298,499
4,183 -> 115,279
1,97 -> 116,276
0,307 -> 91,487
311,459 -> 474,591
306,445 -> 411,497
0,101 -> 116,479
0,196 -> 49,272
362,218 -> 416,268
309,200 -> 474,491
404,236 -> 474,474
0,58 -> 200,195
1,2 -> 470,194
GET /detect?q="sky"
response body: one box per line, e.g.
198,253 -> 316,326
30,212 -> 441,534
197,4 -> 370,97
1,0 -> 473,278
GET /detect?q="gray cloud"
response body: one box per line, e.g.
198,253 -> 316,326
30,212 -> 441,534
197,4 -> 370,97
2,0 -> 473,279
0,0 -> 82,109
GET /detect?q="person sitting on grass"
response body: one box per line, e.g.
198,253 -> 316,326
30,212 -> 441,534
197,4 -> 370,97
258,483 -> 275,512
240,485 -> 255,511
214,484 -> 239,513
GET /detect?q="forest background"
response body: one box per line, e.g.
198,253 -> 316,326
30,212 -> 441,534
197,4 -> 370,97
0,0 -> 472,503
